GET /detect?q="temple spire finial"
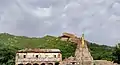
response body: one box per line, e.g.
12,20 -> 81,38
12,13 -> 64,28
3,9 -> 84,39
81,33 -> 85,48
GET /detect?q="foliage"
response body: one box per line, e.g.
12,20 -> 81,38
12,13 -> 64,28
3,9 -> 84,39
0,33 -> 76,65
0,33 -> 116,65
112,43 -> 120,64
88,42 -> 114,61
0,42 -> 20,65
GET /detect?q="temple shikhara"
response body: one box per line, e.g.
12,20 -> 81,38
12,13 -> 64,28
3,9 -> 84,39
59,33 -> 93,65
15,32 -> 115,65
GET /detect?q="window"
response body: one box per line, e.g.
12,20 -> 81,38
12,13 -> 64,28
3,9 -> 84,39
41,63 -> 45,65
23,55 -> 26,58
54,55 -> 56,58
48,63 -> 53,65
18,64 -> 24,65
72,62 -> 75,64
58,54 -> 60,58
45,55 -> 48,58
36,55 -> 38,58
17,54 -> 20,58
33,63 -> 39,65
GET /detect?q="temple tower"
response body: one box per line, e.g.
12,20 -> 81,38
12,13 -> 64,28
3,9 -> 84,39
75,34 -> 93,65
59,33 -> 93,65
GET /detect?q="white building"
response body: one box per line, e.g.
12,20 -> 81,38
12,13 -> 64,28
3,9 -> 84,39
15,48 -> 62,65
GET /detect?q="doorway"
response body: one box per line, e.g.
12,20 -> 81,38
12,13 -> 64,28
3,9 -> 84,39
26,63 -> 32,65
48,63 -> 53,65
55,62 -> 59,65
33,63 -> 39,65
18,64 -> 23,65
41,63 -> 45,65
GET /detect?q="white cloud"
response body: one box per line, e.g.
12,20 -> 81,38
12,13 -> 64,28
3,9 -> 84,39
33,7 -> 51,17
0,0 -> 120,46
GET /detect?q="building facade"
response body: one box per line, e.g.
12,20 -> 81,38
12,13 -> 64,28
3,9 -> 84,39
15,49 -> 62,65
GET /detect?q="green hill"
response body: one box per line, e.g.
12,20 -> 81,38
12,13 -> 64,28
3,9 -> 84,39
0,33 -> 114,65
0,33 -> 77,65
88,42 -> 114,61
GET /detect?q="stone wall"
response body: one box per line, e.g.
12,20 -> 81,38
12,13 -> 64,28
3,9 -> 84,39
93,60 -> 114,65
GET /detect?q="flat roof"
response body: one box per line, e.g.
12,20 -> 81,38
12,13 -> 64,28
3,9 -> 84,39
17,48 -> 61,53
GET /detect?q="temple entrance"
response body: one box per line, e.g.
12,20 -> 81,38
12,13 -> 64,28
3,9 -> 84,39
33,63 -> 39,65
41,63 -> 45,65
48,63 -> 53,65
18,64 -> 23,65
26,63 -> 32,65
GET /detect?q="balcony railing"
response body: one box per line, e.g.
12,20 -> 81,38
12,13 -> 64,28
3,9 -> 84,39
16,58 -> 61,62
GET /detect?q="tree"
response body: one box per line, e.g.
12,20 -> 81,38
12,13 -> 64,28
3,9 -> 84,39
0,42 -> 19,65
112,43 -> 120,64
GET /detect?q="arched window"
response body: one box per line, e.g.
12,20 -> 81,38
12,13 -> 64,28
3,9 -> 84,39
18,64 -> 23,65
72,62 -> 76,64
33,63 -> 39,65
41,63 -> 45,65
48,63 -> 53,65
26,63 -> 31,65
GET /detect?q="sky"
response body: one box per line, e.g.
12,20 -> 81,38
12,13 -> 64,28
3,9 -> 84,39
0,0 -> 120,46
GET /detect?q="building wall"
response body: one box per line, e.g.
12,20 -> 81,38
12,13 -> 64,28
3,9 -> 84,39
15,52 -> 62,65
60,37 -> 69,41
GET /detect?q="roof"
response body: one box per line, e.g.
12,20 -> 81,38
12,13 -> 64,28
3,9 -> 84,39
63,56 -> 77,62
62,32 -> 76,38
17,48 -> 61,53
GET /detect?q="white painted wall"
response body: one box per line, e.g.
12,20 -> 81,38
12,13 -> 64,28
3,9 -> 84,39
16,52 -> 62,62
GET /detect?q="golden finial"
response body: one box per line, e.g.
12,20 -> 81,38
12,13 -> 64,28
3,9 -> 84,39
81,33 -> 85,48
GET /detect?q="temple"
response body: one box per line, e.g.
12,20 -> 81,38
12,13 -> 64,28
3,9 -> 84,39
15,32 -> 115,65
59,32 -> 93,65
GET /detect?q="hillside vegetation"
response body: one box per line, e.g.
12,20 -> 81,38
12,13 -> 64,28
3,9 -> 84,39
0,33 -> 114,65
88,43 -> 113,61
